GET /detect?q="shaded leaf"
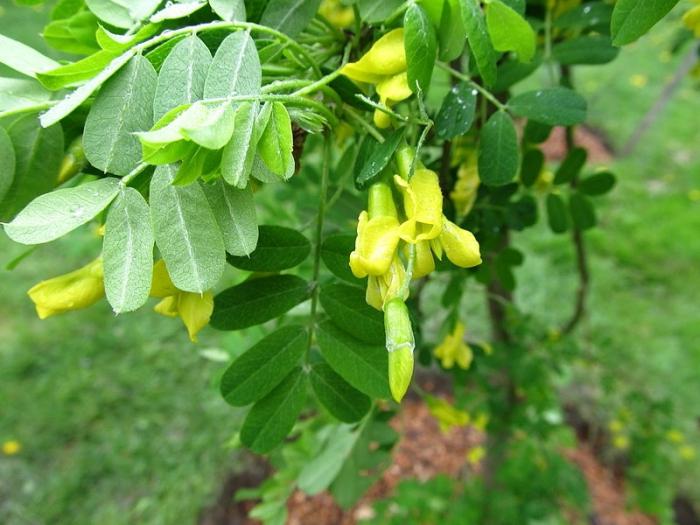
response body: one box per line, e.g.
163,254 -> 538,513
509,88 -> 587,126
436,83 -> 477,139
211,274 -> 310,330
310,362 -> 371,423
319,283 -> 385,344
404,4 -> 437,92
478,111 -> 519,186
227,225 -> 309,271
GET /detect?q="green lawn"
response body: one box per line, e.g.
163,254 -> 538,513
2,3 -> 700,524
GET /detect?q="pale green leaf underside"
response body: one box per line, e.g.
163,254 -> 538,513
0,33 -> 60,78
84,55 -> 157,176
4,178 -> 120,244
202,179 -> 258,256
150,164 -> 225,293
103,187 -> 154,313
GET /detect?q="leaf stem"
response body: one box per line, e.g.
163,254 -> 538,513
307,133 -> 332,351
437,62 -> 507,111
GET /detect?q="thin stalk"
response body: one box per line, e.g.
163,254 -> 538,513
307,134 -> 332,350
119,162 -> 148,186
343,106 -> 385,142
437,63 -> 508,111
544,6 -> 557,86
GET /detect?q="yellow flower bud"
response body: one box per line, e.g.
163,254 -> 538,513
365,255 -> 407,310
385,298 -> 414,402
319,0 -> 355,29
438,218 -> 482,268
28,258 -> 104,319
411,240 -> 435,279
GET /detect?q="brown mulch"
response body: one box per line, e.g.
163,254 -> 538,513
540,125 -> 614,164
281,399 -> 652,525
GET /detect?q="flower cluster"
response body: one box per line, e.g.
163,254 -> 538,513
349,148 -> 482,401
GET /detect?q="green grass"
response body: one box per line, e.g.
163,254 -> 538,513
2,2 -> 700,524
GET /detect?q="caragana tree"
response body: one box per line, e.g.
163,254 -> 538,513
0,0 -> 686,522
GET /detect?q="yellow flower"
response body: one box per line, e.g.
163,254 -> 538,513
612,435 -> 629,450
411,240 -> 436,279
629,74 -> 648,88
679,445 -> 697,461
472,413 -> 489,432
467,445 -> 486,466
683,5 -> 700,37
349,182 -> 401,278
395,169 -> 443,243
426,395 -> 470,433
666,430 -> 685,444
608,419 -> 624,434
2,440 -> 21,455
319,0 -> 355,29
150,260 -> 213,342
28,258 -> 104,319
434,321 -> 474,370
534,169 -> 554,193
340,29 -> 412,128
450,158 -> 480,218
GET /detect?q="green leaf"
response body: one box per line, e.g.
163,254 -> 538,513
611,0 -> 680,46
357,0 -> 404,23
0,33 -> 60,78
485,0 -> 535,62
458,0 -> 497,86
298,424 -> 358,494
227,225 -> 309,271
508,88 -> 587,126
554,147 -> 587,185
0,116 -> 64,221
221,102 -> 260,188
316,320 -> 390,399
210,0 -> 247,21
546,193 -> 569,234
555,3 -> 613,32
0,127 -> 15,204
4,177 -> 119,244
260,0 -> 322,37
39,50 -> 136,127
310,362 -> 371,423
43,16 -> 100,55
202,179 -> 259,257
355,128 -> 405,190
321,234 -> 361,284
578,171 -> 616,196
86,0 -> 160,28
435,83 -> 477,139
438,0 -> 467,61
404,4 -> 437,92
0,77 -> 50,114
37,50 -> 118,91
569,192 -> 597,230
204,31 -> 261,100
149,1 -> 207,22
520,148 -> 544,188
103,187 -> 154,314
180,102 -> 236,150
329,412 -> 397,508
83,55 -> 157,176
220,325 -> 307,406
240,368 -> 307,453
552,36 -> 619,65
150,164 -> 225,293
211,274 -> 310,330
478,111 -> 519,186
153,35 -> 212,121
256,102 -> 294,180
319,283 -> 385,344
493,55 -> 542,92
